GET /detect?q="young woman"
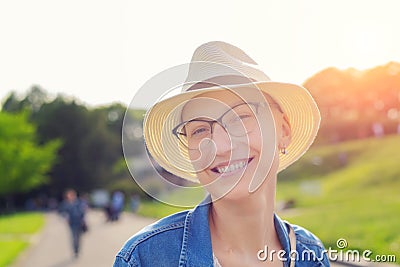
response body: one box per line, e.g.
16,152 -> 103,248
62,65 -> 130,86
114,41 -> 330,266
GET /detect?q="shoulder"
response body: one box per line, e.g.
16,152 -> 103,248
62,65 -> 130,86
287,222 -> 331,266
290,223 -> 324,247
114,209 -> 190,266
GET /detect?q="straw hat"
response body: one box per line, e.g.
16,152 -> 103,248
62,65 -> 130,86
143,41 -> 320,182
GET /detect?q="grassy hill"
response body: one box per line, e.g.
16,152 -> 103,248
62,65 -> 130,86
277,135 -> 400,260
137,135 -> 400,261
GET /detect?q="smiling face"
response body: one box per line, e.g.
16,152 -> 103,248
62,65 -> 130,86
180,89 -> 291,200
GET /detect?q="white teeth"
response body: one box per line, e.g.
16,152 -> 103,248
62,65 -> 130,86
216,160 -> 248,174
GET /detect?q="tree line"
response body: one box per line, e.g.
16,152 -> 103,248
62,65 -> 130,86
305,61 -> 400,144
0,86 -> 145,211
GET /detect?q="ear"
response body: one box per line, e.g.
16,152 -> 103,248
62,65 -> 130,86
278,113 -> 292,149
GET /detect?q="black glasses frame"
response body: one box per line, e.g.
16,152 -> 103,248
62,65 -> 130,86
171,102 -> 264,146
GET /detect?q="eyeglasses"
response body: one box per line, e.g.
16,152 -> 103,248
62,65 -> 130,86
172,102 -> 265,150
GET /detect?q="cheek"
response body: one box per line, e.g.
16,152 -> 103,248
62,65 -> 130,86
249,127 -> 262,149
196,172 -> 214,187
248,122 -> 275,153
188,147 -> 216,173
256,114 -> 278,152
188,149 -> 200,161
246,118 -> 277,191
188,148 -> 217,185
188,150 -> 202,172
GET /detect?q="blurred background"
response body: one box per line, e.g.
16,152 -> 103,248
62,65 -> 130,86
1,0 -> 399,266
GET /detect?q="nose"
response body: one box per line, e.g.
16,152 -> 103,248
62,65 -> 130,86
211,123 -> 234,154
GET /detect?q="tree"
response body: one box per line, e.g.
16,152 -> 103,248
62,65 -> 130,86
2,86 -> 48,113
0,112 -> 60,200
2,86 -> 128,196
304,62 -> 400,144
31,99 -> 125,194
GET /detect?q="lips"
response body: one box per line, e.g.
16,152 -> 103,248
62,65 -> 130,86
211,157 -> 254,174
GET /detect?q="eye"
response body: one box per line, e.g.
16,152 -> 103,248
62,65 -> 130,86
191,127 -> 210,137
228,113 -> 253,124
238,114 -> 252,120
185,120 -> 211,138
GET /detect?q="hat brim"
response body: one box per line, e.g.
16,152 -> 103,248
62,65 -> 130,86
143,81 -> 320,182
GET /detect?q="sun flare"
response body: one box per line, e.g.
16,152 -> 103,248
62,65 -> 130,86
339,24 -> 390,70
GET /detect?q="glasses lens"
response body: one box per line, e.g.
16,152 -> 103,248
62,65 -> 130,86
222,103 -> 258,136
178,120 -> 212,149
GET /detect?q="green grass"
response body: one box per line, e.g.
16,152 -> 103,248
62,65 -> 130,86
0,213 -> 44,234
277,135 -> 400,261
0,241 -> 28,267
136,135 -> 400,262
0,212 -> 45,267
137,185 -> 206,218
137,201 -> 187,219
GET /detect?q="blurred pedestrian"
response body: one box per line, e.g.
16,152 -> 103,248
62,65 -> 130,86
130,193 -> 140,213
59,189 -> 87,258
110,190 -> 125,221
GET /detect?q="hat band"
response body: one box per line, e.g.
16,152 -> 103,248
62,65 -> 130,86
186,75 -> 257,91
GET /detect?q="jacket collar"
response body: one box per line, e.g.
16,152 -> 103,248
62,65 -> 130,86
179,195 -> 214,267
274,213 -> 292,267
179,195 -> 292,267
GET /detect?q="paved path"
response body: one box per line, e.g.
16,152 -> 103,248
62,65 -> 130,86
10,210 -> 397,267
11,210 -> 156,267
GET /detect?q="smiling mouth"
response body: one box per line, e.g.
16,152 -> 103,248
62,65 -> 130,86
211,157 -> 254,174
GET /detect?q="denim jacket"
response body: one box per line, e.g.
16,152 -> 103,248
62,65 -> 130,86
114,196 -> 330,267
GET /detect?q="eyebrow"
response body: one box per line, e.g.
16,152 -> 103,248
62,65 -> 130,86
232,100 -> 283,113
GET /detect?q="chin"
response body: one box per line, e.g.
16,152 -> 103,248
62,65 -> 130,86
203,175 -> 254,201
220,187 -> 252,202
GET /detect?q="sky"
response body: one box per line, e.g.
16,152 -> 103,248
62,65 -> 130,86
1,0 -> 400,108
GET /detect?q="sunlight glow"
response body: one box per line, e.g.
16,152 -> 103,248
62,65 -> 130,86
1,1 -> 400,106
337,23 -> 395,70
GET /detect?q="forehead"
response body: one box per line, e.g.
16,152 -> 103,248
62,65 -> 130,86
190,90 -> 245,106
180,89 -> 275,120
181,90 -> 248,120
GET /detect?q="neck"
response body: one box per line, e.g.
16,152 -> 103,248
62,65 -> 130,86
208,175 -> 281,255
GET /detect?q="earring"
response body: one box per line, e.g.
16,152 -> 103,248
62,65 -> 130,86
280,145 -> 287,155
